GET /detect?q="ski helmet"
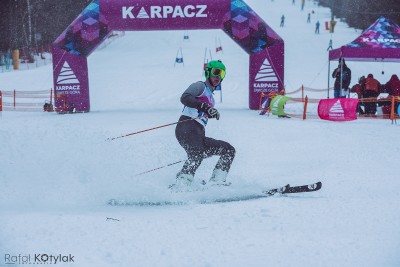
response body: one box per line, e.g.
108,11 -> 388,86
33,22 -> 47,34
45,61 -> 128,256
205,60 -> 226,80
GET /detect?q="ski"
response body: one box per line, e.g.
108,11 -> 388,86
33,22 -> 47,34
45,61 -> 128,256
168,180 -> 232,192
263,184 -> 290,196
263,181 -> 322,196
108,182 -> 322,206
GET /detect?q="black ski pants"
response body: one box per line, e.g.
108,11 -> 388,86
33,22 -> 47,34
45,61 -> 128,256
175,116 -> 235,176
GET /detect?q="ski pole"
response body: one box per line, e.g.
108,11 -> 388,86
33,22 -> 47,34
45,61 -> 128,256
135,160 -> 184,176
107,115 -> 207,141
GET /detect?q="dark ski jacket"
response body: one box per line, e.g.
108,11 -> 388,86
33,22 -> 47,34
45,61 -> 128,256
332,64 -> 351,90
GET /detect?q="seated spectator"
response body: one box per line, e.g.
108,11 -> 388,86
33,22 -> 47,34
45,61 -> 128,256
392,81 -> 400,97
383,74 -> 399,95
351,76 -> 366,114
393,84 -> 400,115
363,74 -> 381,115
351,76 -> 365,98
383,75 -> 400,115
380,75 -> 399,115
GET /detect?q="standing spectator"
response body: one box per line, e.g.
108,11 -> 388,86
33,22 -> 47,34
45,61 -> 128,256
280,15 -> 285,27
363,74 -> 381,115
307,13 -> 311,23
315,20 -> 320,34
332,58 -> 351,98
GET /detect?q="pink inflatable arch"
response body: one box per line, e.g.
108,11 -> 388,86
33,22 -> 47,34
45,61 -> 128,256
52,0 -> 284,112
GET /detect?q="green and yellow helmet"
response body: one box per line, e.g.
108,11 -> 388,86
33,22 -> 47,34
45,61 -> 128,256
205,60 -> 226,80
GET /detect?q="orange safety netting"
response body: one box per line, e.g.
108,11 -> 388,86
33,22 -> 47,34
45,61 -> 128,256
0,89 -> 53,112
260,86 -> 400,122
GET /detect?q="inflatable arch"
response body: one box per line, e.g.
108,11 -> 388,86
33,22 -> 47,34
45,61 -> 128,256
52,0 -> 284,112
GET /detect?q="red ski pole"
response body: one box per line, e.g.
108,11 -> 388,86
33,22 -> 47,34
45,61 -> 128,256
107,115 -> 207,141
135,160 -> 184,176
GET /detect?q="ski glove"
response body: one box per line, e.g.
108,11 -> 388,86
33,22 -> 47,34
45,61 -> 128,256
198,103 -> 220,120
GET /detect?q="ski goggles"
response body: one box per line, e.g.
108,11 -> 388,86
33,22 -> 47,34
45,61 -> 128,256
210,68 -> 226,79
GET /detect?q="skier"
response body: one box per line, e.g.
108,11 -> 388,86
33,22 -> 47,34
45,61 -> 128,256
174,60 -> 235,188
280,15 -> 285,27
327,39 -> 333,51
315,20 -> 320,34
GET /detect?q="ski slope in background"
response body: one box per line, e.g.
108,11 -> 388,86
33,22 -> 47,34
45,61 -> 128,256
1,0 -> 399,266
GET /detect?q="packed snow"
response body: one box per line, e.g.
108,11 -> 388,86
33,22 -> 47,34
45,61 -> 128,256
1,0 -> 399,266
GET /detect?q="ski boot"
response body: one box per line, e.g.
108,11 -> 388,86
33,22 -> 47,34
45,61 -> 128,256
207,169 -> 231,186
169,172 -> 194,192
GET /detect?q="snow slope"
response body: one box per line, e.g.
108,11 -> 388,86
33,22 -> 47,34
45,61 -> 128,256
1,0 -> 400,266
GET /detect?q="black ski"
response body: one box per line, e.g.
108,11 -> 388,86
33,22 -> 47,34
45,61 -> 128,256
263,184 -> 290,196
108,182 -> 322,206
263,181 -> 322,196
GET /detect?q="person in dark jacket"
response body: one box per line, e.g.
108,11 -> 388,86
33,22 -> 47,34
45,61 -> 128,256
174,60 -> 235,189
332,58 -> 351,98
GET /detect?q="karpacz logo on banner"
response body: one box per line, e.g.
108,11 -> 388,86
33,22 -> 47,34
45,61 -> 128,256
122,5 -> 208,19
253,83 -> 279,93
4,253 -> 75,265
329,100 -> 344,118
56,61 -> 81,95
253,58 -> 279,92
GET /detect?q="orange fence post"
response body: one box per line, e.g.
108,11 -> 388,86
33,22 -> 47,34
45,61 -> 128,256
13,89 -> 16,110
390,96 -> 395,123
54,94 -> 67,113
0,91 -> 2,112
303,96 -> 308,120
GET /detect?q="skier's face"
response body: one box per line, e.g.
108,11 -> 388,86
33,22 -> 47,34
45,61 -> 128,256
210,75 -> 221,87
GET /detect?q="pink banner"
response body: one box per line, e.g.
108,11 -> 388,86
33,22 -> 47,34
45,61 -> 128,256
318,98 -> 358,121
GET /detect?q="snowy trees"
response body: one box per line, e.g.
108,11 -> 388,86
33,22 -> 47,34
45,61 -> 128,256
0,0 -> 399,51
318,0 -> 400,30
0,0 -> 91,50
